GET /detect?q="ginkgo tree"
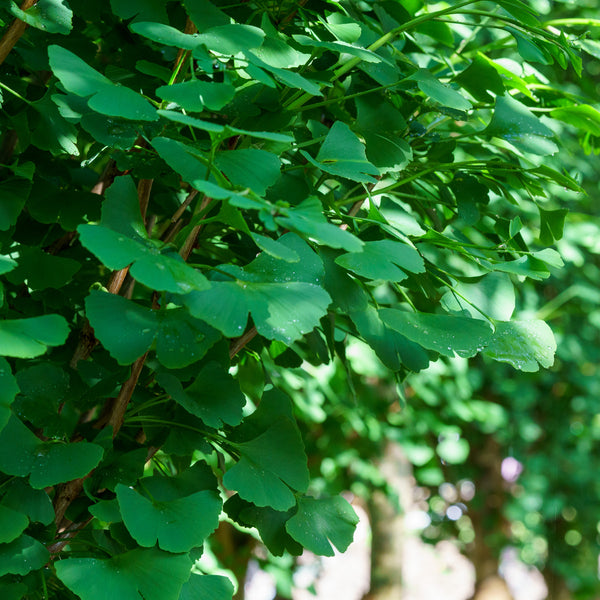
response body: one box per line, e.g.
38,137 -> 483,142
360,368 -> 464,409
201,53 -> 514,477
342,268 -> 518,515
0,0 -> 597,598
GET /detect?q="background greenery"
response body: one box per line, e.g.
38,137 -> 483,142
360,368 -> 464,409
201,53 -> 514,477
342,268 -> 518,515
0,0 -> 599,599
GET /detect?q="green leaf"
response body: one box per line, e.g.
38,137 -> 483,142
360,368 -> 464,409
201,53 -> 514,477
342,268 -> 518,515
485,95 -> 557,156
250,233 -> 299,262
110,0 -> 168,22
224,417 -> 309,511
48,46 -> 158,121
225,495 -> 302,557
286,496 -> 359,557
539,207 -> 568,245
183,0 -> 229,32
0,315 -> 69,358
0,359 -> 18,433
130,22 -> 201,49
483,320 -> 556,371
86,291 -> 221,367
196,24 -> 265,54
379,310 -> 493,358
454,54 -> 506,102
156,81 -> 235,112
335,240 -> 425,281
157,362 -> 245,428
7,245 -> 80,290
0,415 -> 104,488
179,574 -> 234,600
10,0 -> 72,34
183,234 -> 331,343
550,105 -> 600,137
215,149 -> 281,196
275,197 -> 363,252
302,122 -> 379,183
78,177 -> 209,294
55,548 -> 192,600
0,256 -> 17,275
0,179 -> 30,231
0,581 -> 26,599
440,272 -> 515,321
507,27 -> 551,65
408,69 -> 472,111
437,437 -> 470,464
0,535 -> 49,577
1,479 -> 54,525
293,34 -> 381,63
0,507 -> 28,544
116,484 -> 221,552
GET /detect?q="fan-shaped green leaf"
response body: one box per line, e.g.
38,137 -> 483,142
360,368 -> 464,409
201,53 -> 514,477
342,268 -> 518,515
214,149 -> 281,196
10,0 -> 72,34
7,246 -> 80,290
0,415 -> 103,488
157,362 -> 244,428
302,122 -> 379,183
483,320 -> 556,371
183,234 -> 331,343
179,574 -> 234,600
1,480 -> 54,525
380,309 -> 493,358
408,69 -> 472,111
55,548 -> 192,600
156,81 -> 235,112
0,535 -> 49,577
0,507 -> 28,544
286,496 -> 359,557
116,484 -> 221,552
336,240 -> 425,281
0,315 -> 69,358
85,291 -> 220,367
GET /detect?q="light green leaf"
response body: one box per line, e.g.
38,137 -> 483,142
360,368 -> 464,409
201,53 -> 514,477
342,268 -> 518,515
179,574 -> 234,600
408,69 -> 472,111
485,95 -> 557,155
183,234 -> 331,343
55,548 -> 192,600
130,21 -> 201,49
550,104 -> 600,137
0,256 -> 17,275
250,233 -> 299,262
0,315 -> 69,358
380,309 -> 493,358
302,122 -> 379,183
156,81 -> 235,112
0,535 -> 49,577
85,291 -> 220,367
483,320 -> 556,371
157,362 -> 245,428
0,506 -> 28,544
0,359 -> 18,433
10,0 -> 72,34
437,437 -> 470,464
539,207 -> 568,245
275,197 -> 363,252
440,272 -> 515,321
224,418 -> 310,510
78,177 -> 208,294
116,484 -> 221,552
196,24 -> 265,54
293,34 -> 381,63
0,415 -> 104,488
335,240 -> 425,281
286,496 -> 359,556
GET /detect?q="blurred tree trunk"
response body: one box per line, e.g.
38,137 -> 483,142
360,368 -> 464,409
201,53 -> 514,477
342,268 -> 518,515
363,442 -> 412,600
543,568 -> 573,600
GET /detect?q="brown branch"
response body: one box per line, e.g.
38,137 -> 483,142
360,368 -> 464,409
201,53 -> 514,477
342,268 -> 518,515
179,195 -> 213,260
53,478 -> 85,528
229,326 -> 258,359
137,178 -> 153,222
0,0 -> 36,65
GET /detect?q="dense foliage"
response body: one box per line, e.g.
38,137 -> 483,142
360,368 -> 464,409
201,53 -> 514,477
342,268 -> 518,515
0,0 -> 598,598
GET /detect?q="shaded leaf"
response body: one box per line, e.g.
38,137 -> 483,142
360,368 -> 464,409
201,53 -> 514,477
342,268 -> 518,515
1,479 -> 55,525
539,207 -> 568,245
0,415 -> 103,488
7,245 -> 80,290
286,496 -> 359,557
408,69 -> 472,111
215,149 -> 281,196
0,535 -> 49,577
0,507 -> 28,544
0,359 -> 18,433
86,291 -> 220,367
0,179 -> 30,231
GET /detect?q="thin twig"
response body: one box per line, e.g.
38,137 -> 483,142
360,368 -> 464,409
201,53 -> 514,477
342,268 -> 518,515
0,0 -> 36,65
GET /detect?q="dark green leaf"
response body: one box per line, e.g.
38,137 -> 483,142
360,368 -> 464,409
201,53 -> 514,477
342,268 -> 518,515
86,291 -> 220,367
408,69 -> 472,111
0,535 -> 49,577
0,507 -> 28,544
0,179 -> 30,231
286,496 -> 359,557
539,207 -> 568,245
7,246 -> 80,290
215,149 -> 281,196
0,359 -> 18,433
0,415 -> 104,488
157,362 -> 245,428
1,480 -> 54,525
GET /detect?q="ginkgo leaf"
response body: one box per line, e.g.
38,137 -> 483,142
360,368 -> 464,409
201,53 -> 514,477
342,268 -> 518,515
183,234 -> 331,343
85,291 -> 221,367
116,484 -> 221,552
0,416 -> 104,489
302,122 -> 379,183
179,574 -> 234,600
0,535 -> 49,577
0,359 -> 18,433
0,315 -> 69,358
286,496 -> 359,557
55,548 -> 192,600
78,177 -> 209,294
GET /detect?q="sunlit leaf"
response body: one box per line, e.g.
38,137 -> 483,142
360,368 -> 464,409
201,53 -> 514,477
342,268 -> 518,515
0,315 -> 69,358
